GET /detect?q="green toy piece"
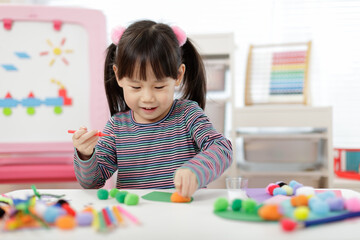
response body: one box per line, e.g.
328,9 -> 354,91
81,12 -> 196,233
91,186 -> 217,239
231,199 -> 242,211
124,193 -> 139,206
97,189 -> 109,200
243,199 -> 258,214
115,191 -> 128,203
214,197 -> 229,212
109,188 -> 119,198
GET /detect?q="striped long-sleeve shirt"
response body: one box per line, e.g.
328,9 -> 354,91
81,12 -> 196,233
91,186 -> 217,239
73,99 -> 233,189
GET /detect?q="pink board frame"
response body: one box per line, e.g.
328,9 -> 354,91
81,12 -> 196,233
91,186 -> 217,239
0,5 -> 109,155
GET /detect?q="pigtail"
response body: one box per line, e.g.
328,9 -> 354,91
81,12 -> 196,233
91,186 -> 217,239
180,38 -> 207,110
104,44 -> 129,116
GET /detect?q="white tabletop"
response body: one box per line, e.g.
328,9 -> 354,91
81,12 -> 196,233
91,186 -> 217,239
2,188 -> 360,240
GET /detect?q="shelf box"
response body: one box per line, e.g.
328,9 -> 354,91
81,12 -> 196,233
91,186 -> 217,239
204,61 -> 226,91
334,148 -> 360,181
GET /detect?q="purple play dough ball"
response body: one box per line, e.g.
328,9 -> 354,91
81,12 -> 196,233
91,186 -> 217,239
76,212 -> 93,226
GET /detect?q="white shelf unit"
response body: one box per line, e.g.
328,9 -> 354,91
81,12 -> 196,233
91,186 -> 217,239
233,105 -> 333,188
189,33 -> 237,187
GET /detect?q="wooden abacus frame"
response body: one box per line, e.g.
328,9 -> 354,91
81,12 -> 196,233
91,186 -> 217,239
244,41 -> 312,106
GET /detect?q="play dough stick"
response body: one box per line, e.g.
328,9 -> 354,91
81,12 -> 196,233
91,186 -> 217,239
112,205 -> 125,225
116,205 -> 140,225
91,209 -> 99,231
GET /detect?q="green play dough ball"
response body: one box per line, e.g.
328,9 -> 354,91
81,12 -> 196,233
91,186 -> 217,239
97,189 -> 109,200
231,199 -> 242,211
243,199 -> 258,214
115,191 -> 128,203
109,188 -> 119,198
124,193 -> 139,206
214,197 -> 229,212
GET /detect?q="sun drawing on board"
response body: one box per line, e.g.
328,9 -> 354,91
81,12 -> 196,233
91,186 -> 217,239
39,37 -> 74,66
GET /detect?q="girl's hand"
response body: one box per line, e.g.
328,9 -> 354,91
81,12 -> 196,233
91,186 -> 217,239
174,169 -> 198,198
72,126 -> 99,160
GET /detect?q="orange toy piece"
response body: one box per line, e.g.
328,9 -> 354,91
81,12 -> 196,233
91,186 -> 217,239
55,215 -> 76,230
170,192 -> 191,203
258,205 -> 283,221
290,195 -> 309,207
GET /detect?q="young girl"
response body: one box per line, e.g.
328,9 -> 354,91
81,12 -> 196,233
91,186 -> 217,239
72,20 -> 232,197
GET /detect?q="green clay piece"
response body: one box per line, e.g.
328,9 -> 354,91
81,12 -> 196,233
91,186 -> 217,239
27,107 -> 35,115
214,210 -> 264,222
97,189 -> 109,200
214,197 -> 228,212
243,199 -> 258,214
109,188 -> 119,198
3,108 -> 12,116
54,106 -> 62,114
115,191 -> 128,203
124,193 -> 139,206
231,199 -> 242,211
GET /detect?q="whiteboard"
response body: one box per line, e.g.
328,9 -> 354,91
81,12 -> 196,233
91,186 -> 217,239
0,5 -> 108,153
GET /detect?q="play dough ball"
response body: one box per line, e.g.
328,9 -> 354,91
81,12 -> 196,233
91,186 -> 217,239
97,189 -> 109,200
44,206 -> 66,223
243,199 -> 257,214
281,185 -> 293,196
124,193 -> 139,206
273,187 -> 287,196
281,218 -> 297,232
311,200 -> 330,216
214,198 -> 228,212
295,186 -> 315,196
327,197 -> 345,211
56,215 -> 76,230
170,192 -> 191,203
76,212 -> 93,226
258,205 -> 282,221
345,197 -> 360,212
109,188 -> 120,198
231,199 -> 242,211
268,184 -> 280,195
115,191 -> 128,203
290,195 -> 309,207
293,206 -> 310,221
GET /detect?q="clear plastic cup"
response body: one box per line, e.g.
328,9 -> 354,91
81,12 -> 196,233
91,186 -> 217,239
226,177 -> 248,202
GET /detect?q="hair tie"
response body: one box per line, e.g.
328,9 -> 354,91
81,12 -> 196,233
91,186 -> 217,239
111,25 -> 126,45
171,26 -> 187,47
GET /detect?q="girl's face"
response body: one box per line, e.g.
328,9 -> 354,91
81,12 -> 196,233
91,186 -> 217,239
114,63 -> 185,124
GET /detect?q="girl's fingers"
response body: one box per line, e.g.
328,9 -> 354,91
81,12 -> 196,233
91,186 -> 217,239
181,174 -> 190,197
174,173 -> 182,195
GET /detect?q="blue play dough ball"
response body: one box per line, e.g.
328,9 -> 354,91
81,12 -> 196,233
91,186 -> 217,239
311,200 -> 330,216
273,187 -> 287,196
317,191 -> 336,201
76,212 -> 93,226
43,206 -> 66,223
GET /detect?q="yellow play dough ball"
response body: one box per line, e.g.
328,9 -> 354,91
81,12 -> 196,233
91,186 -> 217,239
293,206 -> 310,221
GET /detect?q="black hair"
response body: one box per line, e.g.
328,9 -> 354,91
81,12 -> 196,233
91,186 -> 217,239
104,20 -> 206,116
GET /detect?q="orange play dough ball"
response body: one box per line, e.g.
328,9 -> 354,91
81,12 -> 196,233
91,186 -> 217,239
55,215 -> 76,230
170,192 -> 191,203
290,195 -> 309,207
258,204 -> 283,221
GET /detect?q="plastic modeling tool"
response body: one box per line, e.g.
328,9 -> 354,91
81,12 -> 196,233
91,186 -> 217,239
67,130 -> 116,137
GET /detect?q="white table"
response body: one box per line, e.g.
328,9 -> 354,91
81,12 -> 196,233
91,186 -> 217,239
2,189 -> 360,240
